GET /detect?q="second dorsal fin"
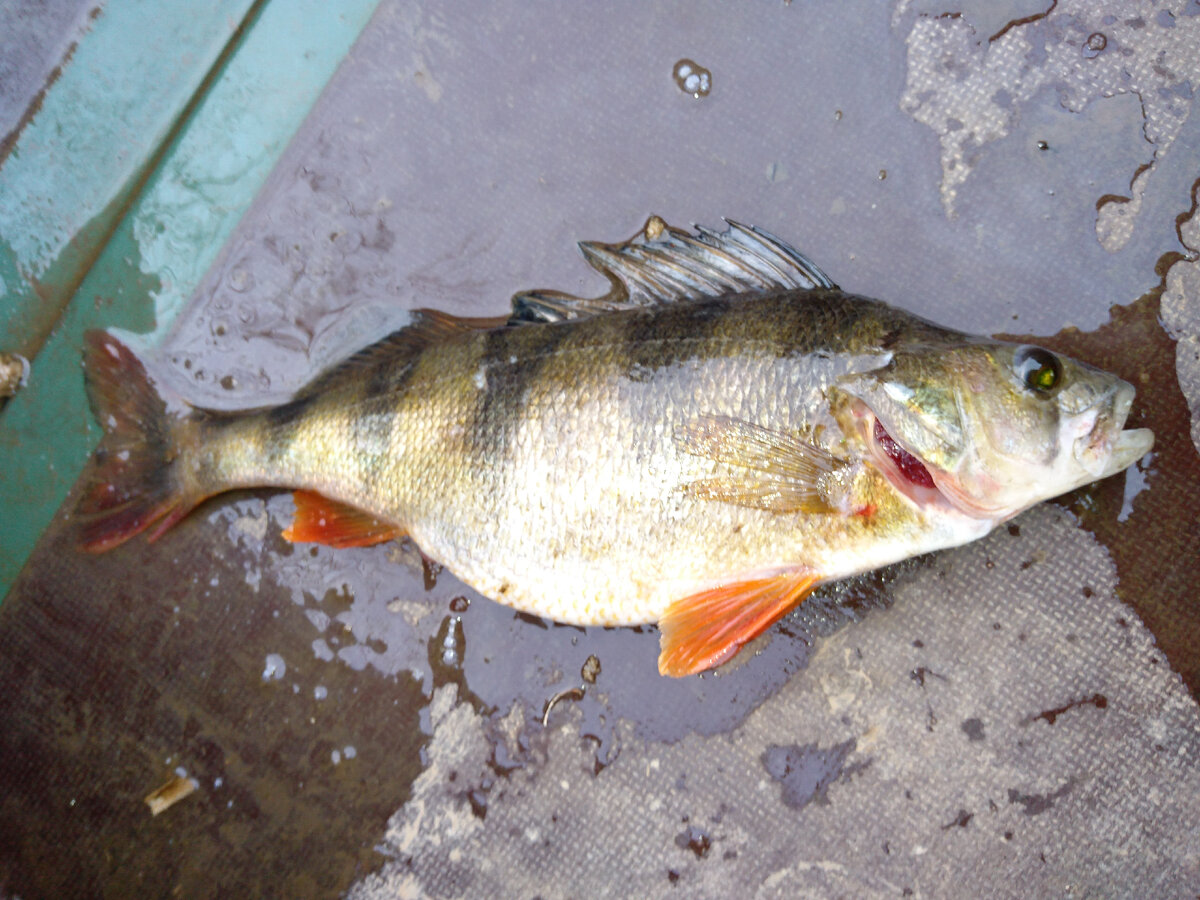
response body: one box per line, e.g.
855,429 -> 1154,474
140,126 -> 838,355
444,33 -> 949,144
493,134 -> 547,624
510,216 -> 837,325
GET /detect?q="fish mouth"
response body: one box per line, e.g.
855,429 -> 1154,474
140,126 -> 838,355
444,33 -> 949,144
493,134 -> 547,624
865,414 -> 954,512
866,411 -> 1002,520
1101,427 -> 1155,476
1073,384 -> 1154,479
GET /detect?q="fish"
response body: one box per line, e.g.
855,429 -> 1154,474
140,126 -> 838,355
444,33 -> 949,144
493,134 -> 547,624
76,215 -> 1155,676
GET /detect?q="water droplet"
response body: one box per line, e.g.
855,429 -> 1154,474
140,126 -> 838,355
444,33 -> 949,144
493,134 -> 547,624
1036,140 -> 1049,151
878,169 -> 888,181
1083,32 -> 1107,58
673,58 -> 711,99
220,375 -> 237,391
262,653 -> 286,681
228,267 -> 254,293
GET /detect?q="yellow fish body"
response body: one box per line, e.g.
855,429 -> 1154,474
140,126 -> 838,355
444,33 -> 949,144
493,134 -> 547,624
78,217 -> 1154,676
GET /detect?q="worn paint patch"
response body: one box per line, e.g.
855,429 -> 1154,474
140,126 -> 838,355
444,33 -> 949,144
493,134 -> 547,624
896,0 -> 1200,253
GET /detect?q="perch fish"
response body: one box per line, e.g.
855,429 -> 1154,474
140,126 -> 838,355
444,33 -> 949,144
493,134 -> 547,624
77,216 -> 1154,676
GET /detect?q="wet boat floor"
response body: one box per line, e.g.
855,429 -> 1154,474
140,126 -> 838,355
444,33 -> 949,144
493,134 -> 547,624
1,288 -> 1196,898
3,2 -> 1200,897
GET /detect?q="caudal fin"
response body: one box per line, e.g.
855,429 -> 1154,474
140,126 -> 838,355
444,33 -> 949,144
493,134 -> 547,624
76,331 -> 200,552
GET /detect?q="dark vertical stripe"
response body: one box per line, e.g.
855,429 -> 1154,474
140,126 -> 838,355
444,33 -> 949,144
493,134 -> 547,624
265,393 -> 319,429
351,357 -> 423,486
465,322 -> 575,462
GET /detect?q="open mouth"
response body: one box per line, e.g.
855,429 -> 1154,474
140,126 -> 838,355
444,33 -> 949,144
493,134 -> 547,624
1074,386 -> 1155,479
873,418 -> 934,489
866,415 -> 954,512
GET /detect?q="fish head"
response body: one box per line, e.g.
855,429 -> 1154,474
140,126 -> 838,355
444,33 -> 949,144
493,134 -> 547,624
837,341 -> 1154,522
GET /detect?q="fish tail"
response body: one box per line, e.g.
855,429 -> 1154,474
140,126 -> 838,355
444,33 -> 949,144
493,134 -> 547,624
77,331 -> 206,552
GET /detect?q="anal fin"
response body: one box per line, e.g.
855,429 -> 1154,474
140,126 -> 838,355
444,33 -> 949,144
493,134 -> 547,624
282,491 -> 405,548
657,570 -> 820,677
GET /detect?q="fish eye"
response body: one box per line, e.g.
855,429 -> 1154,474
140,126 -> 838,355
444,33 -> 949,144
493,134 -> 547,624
1013,346 -> 1062,395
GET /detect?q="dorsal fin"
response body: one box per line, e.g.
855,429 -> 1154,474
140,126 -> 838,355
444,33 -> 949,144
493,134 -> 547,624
510,216 -> 837,325
297,309 -> 506,398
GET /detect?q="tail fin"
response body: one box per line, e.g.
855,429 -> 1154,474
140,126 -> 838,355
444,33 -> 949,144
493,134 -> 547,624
77,331 -> 200,552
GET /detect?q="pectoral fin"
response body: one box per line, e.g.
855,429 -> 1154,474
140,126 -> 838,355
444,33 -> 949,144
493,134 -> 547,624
676,416 -> 842,514
657,570 -> 821,677
282,491 -> 405,548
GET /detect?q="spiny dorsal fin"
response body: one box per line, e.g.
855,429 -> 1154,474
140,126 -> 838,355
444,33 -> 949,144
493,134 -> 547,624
510,216 -> 836,324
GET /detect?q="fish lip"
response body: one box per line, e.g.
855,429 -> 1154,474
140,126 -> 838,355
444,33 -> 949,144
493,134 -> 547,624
1098,427 -> 1155,478
1073,382 -> 1154,479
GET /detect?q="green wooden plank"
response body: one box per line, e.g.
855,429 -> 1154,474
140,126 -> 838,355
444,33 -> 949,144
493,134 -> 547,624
0,0 -> 259,364
0,0 -> 381,600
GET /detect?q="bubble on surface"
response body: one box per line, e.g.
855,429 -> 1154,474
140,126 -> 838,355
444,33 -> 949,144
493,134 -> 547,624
672,58 -> 711,98
1082,32 -> 1107,58
262,653 -> 286,681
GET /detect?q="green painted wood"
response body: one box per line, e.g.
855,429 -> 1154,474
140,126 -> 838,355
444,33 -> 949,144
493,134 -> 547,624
0,0 -> 259,364
0,0 -> 381,600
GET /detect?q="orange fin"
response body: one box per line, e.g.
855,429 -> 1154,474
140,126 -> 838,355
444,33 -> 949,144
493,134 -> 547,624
282,491 -> 404,548
657,570 -> 820,677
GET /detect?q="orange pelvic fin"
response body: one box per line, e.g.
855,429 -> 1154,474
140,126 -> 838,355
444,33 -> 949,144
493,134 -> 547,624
282,491 -> 405,548
657,570 -> 820,677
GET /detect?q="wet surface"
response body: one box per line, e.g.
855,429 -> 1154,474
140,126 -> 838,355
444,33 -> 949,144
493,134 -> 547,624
1006,286 -> 1200,694
3,1 -> 1200,897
